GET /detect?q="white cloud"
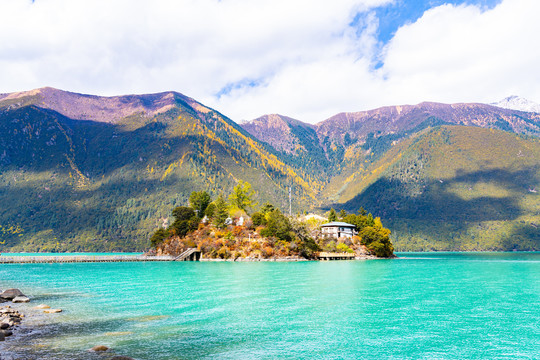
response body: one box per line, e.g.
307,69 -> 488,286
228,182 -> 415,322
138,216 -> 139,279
0,0 -> 539,123
380,0 -> 540,108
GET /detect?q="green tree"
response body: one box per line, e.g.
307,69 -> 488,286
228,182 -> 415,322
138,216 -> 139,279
204,203 -> 216,219
260,209 -> 294,242
150,228 -> 169,247
251,212 -> 266,227
343,212 -> 376,232
338,209 -> 347,219
189,191 -> 211,218
229,180 -> 257,213
213,195 -> 229,229
170,206 -> 199,237
359,220 -> 394,257
290,219 -> 320,259
328,208 -> 337,222
336,242 -> 354,253
260,202 -> 275,214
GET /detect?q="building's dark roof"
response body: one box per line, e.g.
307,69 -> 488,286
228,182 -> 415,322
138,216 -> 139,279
320,221 -> 356,228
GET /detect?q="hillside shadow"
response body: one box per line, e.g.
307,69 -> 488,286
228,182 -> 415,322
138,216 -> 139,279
502,223 -> 540,250
0,174 -> 187,251
336,167 -> 538,237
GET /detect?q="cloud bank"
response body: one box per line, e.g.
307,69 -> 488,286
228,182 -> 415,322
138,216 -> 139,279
0,0 -> 538,123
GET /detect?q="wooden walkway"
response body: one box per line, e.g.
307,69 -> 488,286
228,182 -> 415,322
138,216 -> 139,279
0,255 -> 175,264
315,252 -> 356,260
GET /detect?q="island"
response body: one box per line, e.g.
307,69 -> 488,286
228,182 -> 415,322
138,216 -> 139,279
150,183 -> 395,261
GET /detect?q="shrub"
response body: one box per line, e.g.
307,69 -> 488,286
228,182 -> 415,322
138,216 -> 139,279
232,226 -> 243,237
367,240 -> 394,257
217,246 -> 231,259
262,246 -> 274,258
336,242 -> 354,253
251,212 -> 266,227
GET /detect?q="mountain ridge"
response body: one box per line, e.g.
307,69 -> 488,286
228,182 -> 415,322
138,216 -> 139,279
0,87 -> 320,251
491,95 -> 540,114
0,87 -> 217,124
242,100 -> 540,153
1,87 -> 539,252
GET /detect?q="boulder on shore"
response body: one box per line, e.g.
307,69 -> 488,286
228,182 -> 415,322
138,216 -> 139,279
44,308 -> 62,314
0,289 -> 25,300
34,304 -> 50,309
12,296 -> 30,303
90,345 -> 110,352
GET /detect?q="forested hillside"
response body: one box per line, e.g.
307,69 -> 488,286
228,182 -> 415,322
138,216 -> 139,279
339,126 -> 540,251
243,105 -> 540,251
0,89 -> 320,252
1,88 -> 539,252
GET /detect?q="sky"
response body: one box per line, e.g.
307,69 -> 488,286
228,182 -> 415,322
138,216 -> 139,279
0,0 -> 538,123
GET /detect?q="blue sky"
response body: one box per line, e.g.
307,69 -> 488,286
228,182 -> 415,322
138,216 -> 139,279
373,0 -> 502,44
0,0 -> 537,123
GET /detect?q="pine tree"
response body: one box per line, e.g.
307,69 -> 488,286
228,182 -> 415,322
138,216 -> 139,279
189,191 -> 211,218
328,208 -> 337,222
213,195 -> 229,229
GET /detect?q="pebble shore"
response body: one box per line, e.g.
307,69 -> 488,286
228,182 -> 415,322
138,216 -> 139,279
0,287 -> 135,359
0,288 -> 30,342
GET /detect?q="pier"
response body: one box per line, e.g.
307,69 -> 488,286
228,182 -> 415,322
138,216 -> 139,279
0,255 -> 176,264
315,252 -> 356,260
174,248 -> 201,261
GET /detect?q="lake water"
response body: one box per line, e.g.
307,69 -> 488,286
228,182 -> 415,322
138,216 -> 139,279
0,252 -> 539,359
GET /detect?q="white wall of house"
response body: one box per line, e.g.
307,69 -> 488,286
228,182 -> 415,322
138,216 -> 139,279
322,226 -> 355,239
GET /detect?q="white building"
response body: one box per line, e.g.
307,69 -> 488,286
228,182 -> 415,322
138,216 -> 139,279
320,221 -> 357,239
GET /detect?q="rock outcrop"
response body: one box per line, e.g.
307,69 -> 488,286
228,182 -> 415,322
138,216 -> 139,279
0,289 -> 26,300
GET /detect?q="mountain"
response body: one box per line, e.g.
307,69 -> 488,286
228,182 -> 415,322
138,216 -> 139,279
243,101 -> 540,153
491,95 -> 540,114
241,114 -> 315,155
243,101 -> 540,251
0,88 -> 318,252
241,114 -> 331,178
0,86 -> 181,123
339,125 -> 540,251
1,88 -> 539,252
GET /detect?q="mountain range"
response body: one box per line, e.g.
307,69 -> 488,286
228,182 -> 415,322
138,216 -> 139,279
491,95 -> 540,114
0,87 -> 538,251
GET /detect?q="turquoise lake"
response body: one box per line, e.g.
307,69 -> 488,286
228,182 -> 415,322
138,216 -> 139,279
0,252 -> 539,359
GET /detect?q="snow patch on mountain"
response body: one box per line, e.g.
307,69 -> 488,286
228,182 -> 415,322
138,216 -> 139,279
491,96 -> 540,113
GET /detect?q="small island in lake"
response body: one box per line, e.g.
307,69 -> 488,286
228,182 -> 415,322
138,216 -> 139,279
150,182 -> 394,260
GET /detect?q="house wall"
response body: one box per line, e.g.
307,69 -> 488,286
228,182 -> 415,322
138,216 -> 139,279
322,226 -> 356,239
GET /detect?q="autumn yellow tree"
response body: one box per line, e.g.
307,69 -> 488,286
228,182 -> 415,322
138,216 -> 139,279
229,180 -> 257,213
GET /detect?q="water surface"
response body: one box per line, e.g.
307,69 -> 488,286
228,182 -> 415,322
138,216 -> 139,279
0,252 -> 538,359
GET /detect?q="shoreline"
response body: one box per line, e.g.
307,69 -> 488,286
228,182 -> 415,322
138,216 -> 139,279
0,288 -> 137,360
199,254 -> 381,261
0,253 -> 387,263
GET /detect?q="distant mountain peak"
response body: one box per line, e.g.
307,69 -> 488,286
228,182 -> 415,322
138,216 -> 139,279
0,87 -> 198,123
491,96 -> 540,113
241,114 -> 316,154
